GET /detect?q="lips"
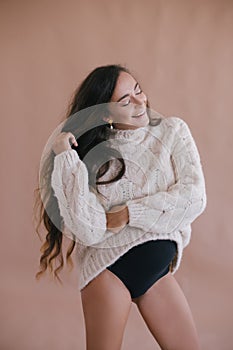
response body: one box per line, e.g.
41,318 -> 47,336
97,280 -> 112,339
132,110 -> 146,118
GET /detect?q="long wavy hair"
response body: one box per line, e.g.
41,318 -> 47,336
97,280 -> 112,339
34,64 -> 159,282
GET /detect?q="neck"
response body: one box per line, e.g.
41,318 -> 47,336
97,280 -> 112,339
113,122 -> 140,130
108,124 -> 148,143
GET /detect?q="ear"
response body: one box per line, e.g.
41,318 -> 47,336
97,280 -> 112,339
102,115 -> 113,123
102,117 -> 109,123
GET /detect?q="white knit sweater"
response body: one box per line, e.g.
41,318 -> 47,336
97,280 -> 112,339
51,116 -> 207,290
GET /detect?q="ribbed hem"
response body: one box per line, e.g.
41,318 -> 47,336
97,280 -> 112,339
78,231 -> 184,291
126,200 -> 162,232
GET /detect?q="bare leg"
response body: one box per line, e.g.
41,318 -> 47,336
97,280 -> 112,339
81,269 -> 132,350
132,272 -> 201,350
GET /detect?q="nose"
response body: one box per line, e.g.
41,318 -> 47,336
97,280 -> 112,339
132,92 -> 147,105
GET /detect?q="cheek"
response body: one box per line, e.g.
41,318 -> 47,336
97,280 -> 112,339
113,106 -> 134,120
142,92 -> 147,102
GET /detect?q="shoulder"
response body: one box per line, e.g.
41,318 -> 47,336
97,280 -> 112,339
162,116 -> 190,130
146,115 -> 191,138
145,115 -> 195,153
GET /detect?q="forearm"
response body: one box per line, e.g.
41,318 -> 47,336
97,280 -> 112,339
51,149 -> 108,245
126,187 -> 206,234
126,117 -> 207,234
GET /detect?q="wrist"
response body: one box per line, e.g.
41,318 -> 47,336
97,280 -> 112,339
106,205 -> 129,228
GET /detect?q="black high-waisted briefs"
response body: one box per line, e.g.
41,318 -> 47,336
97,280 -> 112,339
106,239 -> 177,299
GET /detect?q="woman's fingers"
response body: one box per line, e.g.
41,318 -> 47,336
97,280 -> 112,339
67,132 -> 78,147
108,226 -> 125,234
52,132 -> 78,155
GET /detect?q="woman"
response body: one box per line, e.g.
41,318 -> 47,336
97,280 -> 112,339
35,64 -> 207,350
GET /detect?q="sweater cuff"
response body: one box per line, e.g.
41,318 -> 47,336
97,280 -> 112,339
126,200 -> 163,232
54,149 -> 80,168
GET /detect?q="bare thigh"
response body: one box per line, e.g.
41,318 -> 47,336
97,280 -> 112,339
81,269 -> 132,350
133,272 -> 201,350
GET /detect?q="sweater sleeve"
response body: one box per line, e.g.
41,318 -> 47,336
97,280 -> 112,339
126,117 -> 207,234
51,149 -> 109,246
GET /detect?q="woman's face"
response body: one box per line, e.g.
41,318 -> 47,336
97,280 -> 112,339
104,71 -> 149,130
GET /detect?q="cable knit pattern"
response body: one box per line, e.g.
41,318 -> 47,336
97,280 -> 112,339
51,116 -> 207,290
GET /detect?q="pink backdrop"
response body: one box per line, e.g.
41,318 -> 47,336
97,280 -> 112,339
1,0 -> 233,349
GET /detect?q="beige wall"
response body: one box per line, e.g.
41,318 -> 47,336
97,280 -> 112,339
1,0 -> 233,349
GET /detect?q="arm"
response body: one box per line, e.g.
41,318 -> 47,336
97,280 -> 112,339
106,204 -> 129,233
126,117 -> 207,234
51,149 -> 111,246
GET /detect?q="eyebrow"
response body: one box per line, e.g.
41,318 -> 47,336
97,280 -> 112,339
116,82 -> 139,102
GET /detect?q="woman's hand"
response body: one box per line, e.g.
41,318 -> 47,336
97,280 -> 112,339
106,204 -> 129,234
52,132 -> 78,155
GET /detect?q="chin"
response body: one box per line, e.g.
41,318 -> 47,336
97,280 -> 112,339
136,116 -> 150,128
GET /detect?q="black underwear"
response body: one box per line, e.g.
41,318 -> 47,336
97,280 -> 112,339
106,239 -> 177,299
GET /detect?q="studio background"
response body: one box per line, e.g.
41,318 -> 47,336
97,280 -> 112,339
1,0 -> 232,349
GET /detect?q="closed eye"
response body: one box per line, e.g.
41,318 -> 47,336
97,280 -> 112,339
121,100 -> 130,107
118,83 -> 143,107
135,88 -> 142,95
121,88 -> 143,106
